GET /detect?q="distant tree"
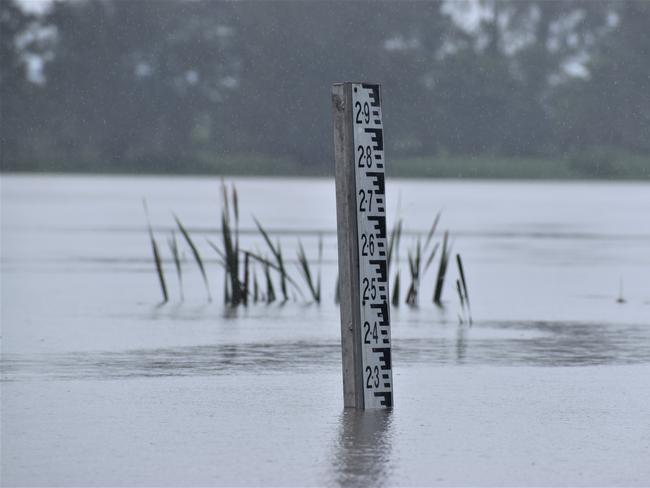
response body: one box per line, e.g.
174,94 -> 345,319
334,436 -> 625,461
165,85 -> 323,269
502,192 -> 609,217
552,1 -> 650,154
0,0 -> 40,169
1,0 -> 646,174
39,0 -> 238,171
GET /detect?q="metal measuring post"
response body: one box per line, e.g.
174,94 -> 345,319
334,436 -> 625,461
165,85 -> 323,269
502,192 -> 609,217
332,82 -> 393,409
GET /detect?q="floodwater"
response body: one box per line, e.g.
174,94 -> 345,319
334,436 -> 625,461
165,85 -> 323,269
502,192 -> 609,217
1,174 -> 649,486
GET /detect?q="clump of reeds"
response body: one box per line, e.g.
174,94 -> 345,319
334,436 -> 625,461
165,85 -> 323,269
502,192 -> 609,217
403,211 -> 441,308
143,182 -> 474,315
207,181 -> 258,306
207,187 -> 304,307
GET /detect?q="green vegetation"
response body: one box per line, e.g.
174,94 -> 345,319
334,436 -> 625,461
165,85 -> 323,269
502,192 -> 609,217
4,152 -> 647,180
391,153 -> 650,180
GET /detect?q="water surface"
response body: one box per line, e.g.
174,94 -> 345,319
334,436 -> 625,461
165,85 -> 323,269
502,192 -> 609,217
2,175 -> 649,486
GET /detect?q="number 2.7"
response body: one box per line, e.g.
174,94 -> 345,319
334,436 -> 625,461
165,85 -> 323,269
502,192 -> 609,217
358,189 -> 373,212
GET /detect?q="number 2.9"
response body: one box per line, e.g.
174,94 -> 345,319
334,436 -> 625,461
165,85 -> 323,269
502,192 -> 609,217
355,101 -> 370,124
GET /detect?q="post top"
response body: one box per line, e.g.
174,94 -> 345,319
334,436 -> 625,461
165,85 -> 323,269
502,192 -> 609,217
332,82 -> 381,87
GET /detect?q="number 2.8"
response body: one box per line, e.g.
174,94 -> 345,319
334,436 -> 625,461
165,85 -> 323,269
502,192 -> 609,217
357,145 -> 372,168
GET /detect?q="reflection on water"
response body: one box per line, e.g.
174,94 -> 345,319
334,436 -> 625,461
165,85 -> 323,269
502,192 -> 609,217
456,326 -> 468,363
331,409 -> 393,487
2,320 -> 649,382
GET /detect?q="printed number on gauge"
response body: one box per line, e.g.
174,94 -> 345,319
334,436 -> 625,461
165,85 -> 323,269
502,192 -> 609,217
359,189 -> 373,212
355,101 -> 370,124
357,145 -> 372,168
364,321 -> 379,344
361,233 -> 375,256
365,365 -> 380,388
362,277 -> 377,302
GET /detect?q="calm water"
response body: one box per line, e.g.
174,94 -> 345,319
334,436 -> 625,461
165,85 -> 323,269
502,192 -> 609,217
2,175 -> 650,486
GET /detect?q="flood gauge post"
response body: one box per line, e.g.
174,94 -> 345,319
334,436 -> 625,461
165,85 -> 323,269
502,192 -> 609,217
332,82 -> 393,409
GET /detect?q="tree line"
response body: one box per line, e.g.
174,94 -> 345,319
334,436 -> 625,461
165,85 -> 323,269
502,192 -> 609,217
1,0 -> 648,175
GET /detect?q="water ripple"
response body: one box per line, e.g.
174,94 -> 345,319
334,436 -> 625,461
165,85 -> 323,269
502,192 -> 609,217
2,321 -> 649,382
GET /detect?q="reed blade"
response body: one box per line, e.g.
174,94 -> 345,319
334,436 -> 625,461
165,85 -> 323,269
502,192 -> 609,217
245,249 -> 303,297
205,238 -> 226,263
456,253 -> 470,307
143,200 -> 168,303
456,253 -> 472,324
242,251 -> 249,306
423,242 -> 440,273
424,210 -> 442,251
253,216 -> 294,301
387,219 -> 403,273
456,279 -> 467,325
252,265 -> 259,303
220,179 -> 230,224
405,237 -> 422,307
264,261 -> 276,303
232,183 -> 239,224
405,248 -> 415,306
221,211 -> 241,305
276,241 -> 288,301
253,216 -> 279,260
296,240 -> 319,302
232,183 -> 240,270
151,237 -> 168,303
391,271 -> 400,307
224,266 -> 230,304
168,230 -> 183,301
433,231 -> 449,305
174,213 -> 212,302
317,234 -> 323,301
456,278 -> 465,308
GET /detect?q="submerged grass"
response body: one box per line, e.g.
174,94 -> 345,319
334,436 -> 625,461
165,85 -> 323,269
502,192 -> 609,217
145,184 -> 472,313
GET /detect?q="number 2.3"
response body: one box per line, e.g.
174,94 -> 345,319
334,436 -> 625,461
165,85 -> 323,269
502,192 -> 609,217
365,365 -> 380,388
